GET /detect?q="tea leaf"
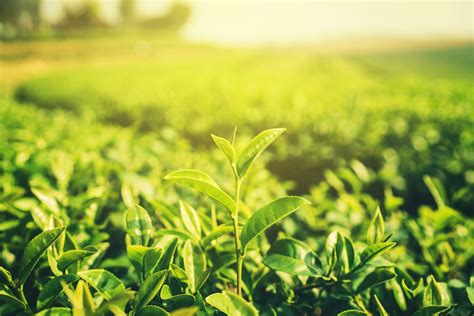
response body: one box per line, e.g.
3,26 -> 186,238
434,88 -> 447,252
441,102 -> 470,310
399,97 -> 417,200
36,307 -> 72,315
180,201 -> 201,240
134,270 -> 168,311
126,205 -> 153,246
201,225 -> 234,247
423,275 -> 443,306
136,305 -> 169,316
78,269 -> 126,300
164,169 -> 235,211
211,134 -> 236,163
37,275 -> 80,310
183,240 -> 207,293
263,238 -> 316,276
237,128 -> 285,177
367,206 -> 384,245
0,289 -> 27,310
359,242 -> 396,264
337,310 -> 369,316
374,294 -> 389,316
57,249 -> 96,272
19,227 -> 65,285
412,305 -> 450,316
356,268 -> 396,293
240,196 -> 310,251
206,290 -> 258,316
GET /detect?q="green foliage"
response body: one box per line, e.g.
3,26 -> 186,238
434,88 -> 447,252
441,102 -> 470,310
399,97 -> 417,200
1,42 -> 473,315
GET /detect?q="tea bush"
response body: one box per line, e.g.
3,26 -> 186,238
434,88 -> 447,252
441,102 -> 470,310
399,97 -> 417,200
0,97 -> 472,314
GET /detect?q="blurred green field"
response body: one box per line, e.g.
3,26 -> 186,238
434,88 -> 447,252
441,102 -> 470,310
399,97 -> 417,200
8,39 -> 474,214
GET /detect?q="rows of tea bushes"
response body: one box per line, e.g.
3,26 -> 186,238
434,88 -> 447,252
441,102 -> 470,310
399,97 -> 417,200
1,95 -> 473,315
14,45 -> 474,214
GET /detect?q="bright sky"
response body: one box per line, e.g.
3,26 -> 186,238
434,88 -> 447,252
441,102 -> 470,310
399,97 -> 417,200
43,1 -> 474,45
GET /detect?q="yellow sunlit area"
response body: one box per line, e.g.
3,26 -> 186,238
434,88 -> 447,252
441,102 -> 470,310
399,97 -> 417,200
1,1 -> 473,315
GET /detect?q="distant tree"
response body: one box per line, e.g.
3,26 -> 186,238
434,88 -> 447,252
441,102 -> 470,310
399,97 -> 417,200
140,2 -> 191,31
120,0 -> 137,25
0,0 -> 42,34
56,0 -> 106,30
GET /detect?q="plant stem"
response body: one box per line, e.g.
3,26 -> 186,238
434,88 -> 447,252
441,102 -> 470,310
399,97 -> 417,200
18,285 -> 32,313
232,177 -> 243,296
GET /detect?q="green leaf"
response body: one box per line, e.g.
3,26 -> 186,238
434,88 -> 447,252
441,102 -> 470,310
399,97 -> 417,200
211,134 -> 236,163
170,307 -> 199,316
35,307 -> 72,316
183,240 -> 207,293
263,238 -> 316,276
143,248 -> 162,278
37,275 -> 80,310
201,225 -> 234,248
134,270 -> 168,311
164,170 -> 235,211
236,128 -> 285,177
126,205 -> 153,246
367,206 -> 384,245
240,196 -> 310,251
180,201 -> 201,240
423,275 -> 442,306
356,268 -> 396,293
205,290 -> 258,316
374,294 -> 389,316
57,249 -> 96,272
78,269 -> 126,300
136,305 -> 169,316
0,289 -> 27,310
359,242 -> 396,264
31,188 -> 60,215
326,231 -> 344,272
412,305 -> 450,316
0,266 -> 15,288
127,245 -> 149,275
155,236 -> 179,272
19,227 -> 65,285
337,310 -> 369,316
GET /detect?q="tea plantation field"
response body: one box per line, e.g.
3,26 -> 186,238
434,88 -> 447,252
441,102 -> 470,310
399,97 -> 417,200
0,38 -> 473,315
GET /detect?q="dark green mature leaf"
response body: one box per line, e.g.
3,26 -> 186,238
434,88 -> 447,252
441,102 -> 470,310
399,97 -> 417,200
36,307 -> 73,316
78,269 -> 126,300
360,242 -> 396,264
206,290 -> 258,316
337,310 -> 369,316
412,305 -> 450,316
211,134 -> 236,163
240,196 -> 310,251
367,206 -> 384,245
183,240 -> 207,293
164,170 -> 235,211
57,249 -> 96,272
37,275 -> 79,310
180,201 -> 201,240
356,268 -> 396,293
263,238 -> 316,276
136,305 -> 169,316
126,205 -> 153,246
19,227 -> 65,285
0,289 -> 26,310
236,128 -> 285,177
134,270 -> 168,311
